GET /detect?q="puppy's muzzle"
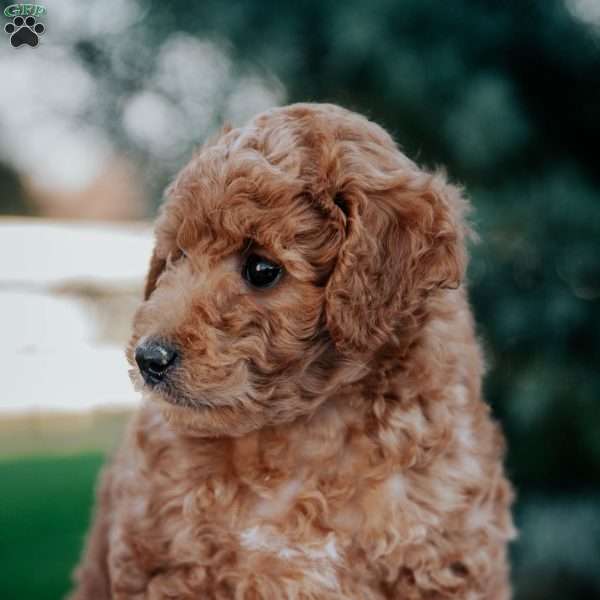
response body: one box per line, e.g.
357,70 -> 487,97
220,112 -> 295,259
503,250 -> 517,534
135,339 -> 178,386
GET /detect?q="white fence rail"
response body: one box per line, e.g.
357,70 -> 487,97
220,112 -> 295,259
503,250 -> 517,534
1,219 -> 153,416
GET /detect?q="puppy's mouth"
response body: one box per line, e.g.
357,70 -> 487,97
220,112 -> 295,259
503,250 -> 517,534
128,365 -> 210,411
150,380 -> 215,411
129,339 -> 251,416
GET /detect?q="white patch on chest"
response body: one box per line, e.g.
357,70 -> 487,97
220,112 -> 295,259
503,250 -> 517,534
239,526 -> 342,590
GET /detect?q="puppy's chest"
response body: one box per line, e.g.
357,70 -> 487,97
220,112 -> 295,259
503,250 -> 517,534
116,429 -> 400,581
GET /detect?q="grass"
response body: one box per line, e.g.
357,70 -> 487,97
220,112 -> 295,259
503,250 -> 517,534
0,453 -> 106,600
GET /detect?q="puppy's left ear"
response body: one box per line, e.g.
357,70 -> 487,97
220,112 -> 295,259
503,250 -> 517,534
144,249 -> 166,300
325,172 -> 468,355
143,190 -> 179,300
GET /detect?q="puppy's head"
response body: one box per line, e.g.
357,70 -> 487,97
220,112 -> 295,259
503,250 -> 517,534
128,104 -> 468,436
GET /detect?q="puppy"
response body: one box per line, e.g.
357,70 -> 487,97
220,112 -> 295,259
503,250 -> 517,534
71,103 -> 515,599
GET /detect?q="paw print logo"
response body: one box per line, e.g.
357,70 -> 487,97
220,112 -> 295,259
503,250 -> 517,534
4,15 -> 45,47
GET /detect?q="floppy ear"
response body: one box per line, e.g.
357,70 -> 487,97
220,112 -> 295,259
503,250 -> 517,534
143,190 -> 181,301
324,172 -> 468,355
143,249 -> 166,301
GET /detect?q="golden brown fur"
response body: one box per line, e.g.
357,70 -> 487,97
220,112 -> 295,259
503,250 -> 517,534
70,103 -> 515,599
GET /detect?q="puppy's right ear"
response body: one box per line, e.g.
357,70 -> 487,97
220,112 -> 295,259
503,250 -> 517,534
143,249 -> 166,300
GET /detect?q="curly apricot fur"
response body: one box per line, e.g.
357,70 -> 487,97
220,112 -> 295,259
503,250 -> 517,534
71,104 -> 515,600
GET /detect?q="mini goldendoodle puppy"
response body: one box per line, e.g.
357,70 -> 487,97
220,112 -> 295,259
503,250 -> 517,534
71,103 -> 515,599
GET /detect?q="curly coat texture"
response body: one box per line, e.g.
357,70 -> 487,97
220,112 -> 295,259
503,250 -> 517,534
70,103 -> 515,599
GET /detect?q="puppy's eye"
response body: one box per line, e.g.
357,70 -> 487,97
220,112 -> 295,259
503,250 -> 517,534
170,248 -> 187,263
242,253 -> 282,289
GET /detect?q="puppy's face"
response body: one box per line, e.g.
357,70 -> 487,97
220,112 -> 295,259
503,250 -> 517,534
128,104 -> 467,436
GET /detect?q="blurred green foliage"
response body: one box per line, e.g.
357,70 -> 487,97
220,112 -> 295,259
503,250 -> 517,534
1,0 -> 599,598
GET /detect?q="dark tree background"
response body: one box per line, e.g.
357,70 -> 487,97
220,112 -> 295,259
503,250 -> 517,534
1,1 -> 598,598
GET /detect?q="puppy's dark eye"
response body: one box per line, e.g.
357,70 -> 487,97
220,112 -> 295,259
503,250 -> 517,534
170,248 -> 187,263
242,253 -> 282,288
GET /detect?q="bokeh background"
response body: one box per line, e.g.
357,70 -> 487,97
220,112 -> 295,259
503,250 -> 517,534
1,1 -> 599,598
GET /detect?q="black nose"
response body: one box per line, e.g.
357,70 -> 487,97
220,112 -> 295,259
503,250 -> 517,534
135,339 -> 178,385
